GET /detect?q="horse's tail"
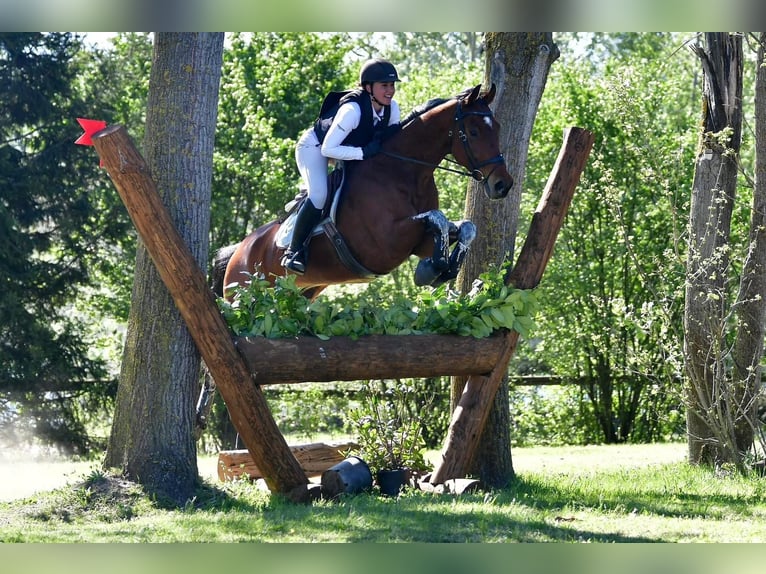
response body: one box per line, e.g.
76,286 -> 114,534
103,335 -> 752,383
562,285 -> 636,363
210,243 -> 239,297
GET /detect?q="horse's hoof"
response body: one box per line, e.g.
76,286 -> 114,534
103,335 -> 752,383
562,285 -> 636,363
432,271 -> 456,288
415,259 -> 439,286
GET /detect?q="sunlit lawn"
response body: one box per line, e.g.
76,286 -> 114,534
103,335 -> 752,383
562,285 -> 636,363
2,442 -> 766,543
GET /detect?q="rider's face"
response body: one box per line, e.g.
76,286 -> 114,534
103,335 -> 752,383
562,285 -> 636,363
369,81 -> 396,108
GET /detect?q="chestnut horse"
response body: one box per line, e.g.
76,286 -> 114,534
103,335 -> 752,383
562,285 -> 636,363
214,83 -> 513,301
196,84 -> 513,434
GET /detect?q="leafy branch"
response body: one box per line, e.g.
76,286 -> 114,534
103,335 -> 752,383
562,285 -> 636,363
218,262 -> 538,340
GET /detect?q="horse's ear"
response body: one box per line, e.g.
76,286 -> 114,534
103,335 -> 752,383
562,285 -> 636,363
465,84 -> 482,105
482,83 -> 496,105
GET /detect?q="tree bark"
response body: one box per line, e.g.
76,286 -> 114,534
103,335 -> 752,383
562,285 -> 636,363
684,33 -> 743,467
450,33 -> 559,487
731,33 -> 766,456
104,33 -> 225,504
433,126 -> 593,485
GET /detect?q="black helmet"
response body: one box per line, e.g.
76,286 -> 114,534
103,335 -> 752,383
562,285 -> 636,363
359,58 -> 400,84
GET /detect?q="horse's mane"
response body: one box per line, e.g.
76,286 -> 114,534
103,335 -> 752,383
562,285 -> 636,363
400,87 -> 474,127
401,98 -> 449,126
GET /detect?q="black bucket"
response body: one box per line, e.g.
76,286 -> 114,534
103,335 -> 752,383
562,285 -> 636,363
376,468 -> 407,496
321,456 -> 373,498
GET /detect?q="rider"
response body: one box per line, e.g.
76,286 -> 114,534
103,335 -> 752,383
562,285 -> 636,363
281,58 -> 402,275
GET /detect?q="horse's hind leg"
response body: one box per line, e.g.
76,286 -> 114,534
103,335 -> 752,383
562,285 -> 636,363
194,362 -> 216,440
432,220 -> 477,287
413,210 -> 450,286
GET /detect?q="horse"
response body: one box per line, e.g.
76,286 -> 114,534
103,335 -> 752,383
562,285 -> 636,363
195,84 -> 513,436
213,83 -> 513,301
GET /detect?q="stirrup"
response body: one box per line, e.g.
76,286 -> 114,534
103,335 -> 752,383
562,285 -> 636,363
282,250 -> 306,275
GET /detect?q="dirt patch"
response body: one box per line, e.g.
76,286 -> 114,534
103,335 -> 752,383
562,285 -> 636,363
9,471 -> 152,525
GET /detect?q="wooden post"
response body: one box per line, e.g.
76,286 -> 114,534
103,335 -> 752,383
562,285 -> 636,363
91,125 -> 308,497
430,127 -> 594,484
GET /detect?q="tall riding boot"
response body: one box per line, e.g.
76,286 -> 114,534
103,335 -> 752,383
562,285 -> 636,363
281,200 -> 323,275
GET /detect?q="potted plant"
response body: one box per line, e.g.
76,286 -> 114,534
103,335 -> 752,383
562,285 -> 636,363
347,381 -> 430,496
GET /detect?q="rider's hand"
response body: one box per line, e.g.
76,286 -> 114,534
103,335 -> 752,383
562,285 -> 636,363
380,123 -> 401,140
362,139 -> 381,159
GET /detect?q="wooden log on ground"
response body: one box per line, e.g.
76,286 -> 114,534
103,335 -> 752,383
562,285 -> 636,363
236,333 -> 508,384
92,125 -> 308,498
430,126 -> 594,485
217,440 -> 359,481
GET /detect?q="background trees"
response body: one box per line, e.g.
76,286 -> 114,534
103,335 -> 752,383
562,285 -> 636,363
0,33 -> 114,453
514,33 -> 699,445
2,33 -> 765,476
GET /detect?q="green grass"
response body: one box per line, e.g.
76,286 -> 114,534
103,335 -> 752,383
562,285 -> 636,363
1,443 -> 765,542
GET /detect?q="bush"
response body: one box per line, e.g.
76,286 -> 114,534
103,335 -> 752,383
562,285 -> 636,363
345,380 -> 430,474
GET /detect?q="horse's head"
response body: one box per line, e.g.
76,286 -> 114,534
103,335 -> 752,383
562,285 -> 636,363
451,84 -> 513,199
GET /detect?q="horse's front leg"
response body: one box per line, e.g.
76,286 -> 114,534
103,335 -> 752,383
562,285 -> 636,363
432,219 -> 477,287
412,210 -> 451,286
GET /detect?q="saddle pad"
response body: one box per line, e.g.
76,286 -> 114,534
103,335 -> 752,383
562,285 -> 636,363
275,172 -> 345,249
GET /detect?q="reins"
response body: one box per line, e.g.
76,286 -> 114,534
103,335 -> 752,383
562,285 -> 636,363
380,150 -> 480,179
380,98 -> 505,183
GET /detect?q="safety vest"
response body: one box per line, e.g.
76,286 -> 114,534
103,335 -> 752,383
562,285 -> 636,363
313,88 -> 391,146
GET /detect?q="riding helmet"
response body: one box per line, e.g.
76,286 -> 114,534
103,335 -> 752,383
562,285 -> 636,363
359,58 -> 400,84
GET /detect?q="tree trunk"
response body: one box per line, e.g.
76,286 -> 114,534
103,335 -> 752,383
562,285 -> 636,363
731,32 -> 766,456
684,33 -> 743,467
104,33 -> 224,504
450,33 -> 559,487
432,127 -> 594,485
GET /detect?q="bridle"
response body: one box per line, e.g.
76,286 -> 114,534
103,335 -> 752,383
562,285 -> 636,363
380,98 -> 505,184
452,100 -> 505,182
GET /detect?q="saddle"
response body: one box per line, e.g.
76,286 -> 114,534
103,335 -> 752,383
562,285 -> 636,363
276,166 -> 382,279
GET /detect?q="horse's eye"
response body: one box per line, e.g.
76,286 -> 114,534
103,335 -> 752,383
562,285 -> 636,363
470,128 -> 479,137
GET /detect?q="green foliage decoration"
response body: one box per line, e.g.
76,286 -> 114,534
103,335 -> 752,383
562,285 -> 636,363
345,381 -> 430,474
217,263 -> 538,341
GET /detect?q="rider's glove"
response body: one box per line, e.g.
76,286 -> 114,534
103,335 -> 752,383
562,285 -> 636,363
362,139 -> 381,159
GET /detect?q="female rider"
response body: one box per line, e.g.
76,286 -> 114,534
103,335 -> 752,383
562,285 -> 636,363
281,58 -> 402,274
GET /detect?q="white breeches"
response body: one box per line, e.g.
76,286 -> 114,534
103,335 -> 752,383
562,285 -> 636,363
295,128 -> 330,209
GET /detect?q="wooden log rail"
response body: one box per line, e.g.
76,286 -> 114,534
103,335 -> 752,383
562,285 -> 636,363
236,333 -> 509,385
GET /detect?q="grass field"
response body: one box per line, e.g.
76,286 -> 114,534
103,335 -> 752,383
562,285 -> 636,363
0,442 -> 686,502
2,442 -> 765,543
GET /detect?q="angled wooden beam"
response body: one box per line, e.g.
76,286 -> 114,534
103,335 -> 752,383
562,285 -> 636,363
92,125 -> 308,497
430,126 -> 594,484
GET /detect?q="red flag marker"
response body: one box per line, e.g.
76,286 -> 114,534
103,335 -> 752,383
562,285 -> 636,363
75,118 -> 107,145
75,118 -> 107,166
